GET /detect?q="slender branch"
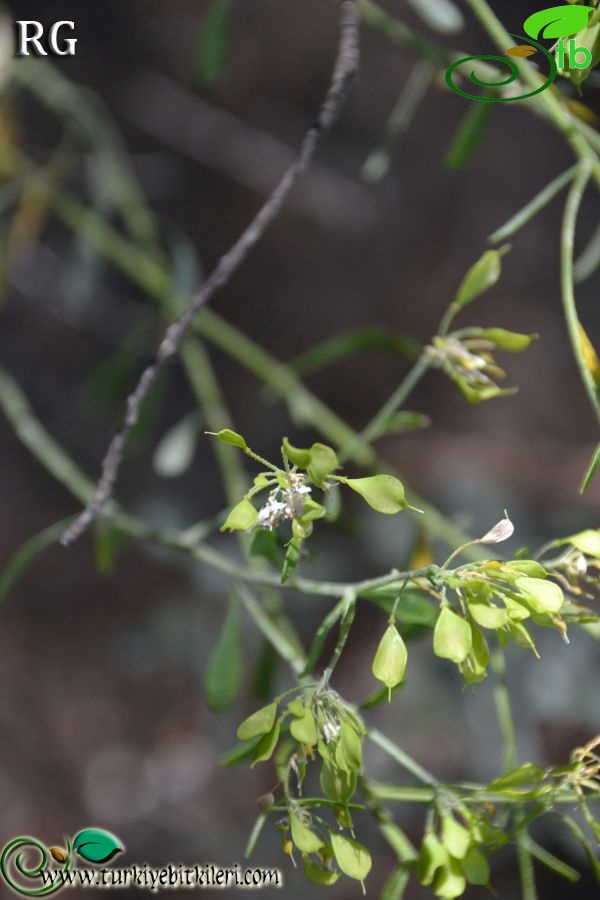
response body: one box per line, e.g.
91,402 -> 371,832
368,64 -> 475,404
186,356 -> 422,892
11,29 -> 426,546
8,157 -> 484,554
491,647 -> 517,773
318,593 -> 356,688
59,0 -> 361,546
369,727 -> 439,787
492,646 -> 537,900
340,355 -> 431,461
560,160 -> 599,424
488,166 -> 577,245
0,368 -> 96,506
182,336 -> 308,673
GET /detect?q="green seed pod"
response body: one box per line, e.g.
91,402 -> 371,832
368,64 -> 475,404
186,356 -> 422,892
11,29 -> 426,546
433,607 -> 472,664
371,624 -> 408,700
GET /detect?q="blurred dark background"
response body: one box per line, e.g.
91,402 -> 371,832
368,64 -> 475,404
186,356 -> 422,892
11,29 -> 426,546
0,0 -> 598,897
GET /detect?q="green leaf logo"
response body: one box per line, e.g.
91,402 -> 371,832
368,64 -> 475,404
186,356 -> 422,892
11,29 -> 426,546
72,829 -> 123,864
523,5 -> 591,41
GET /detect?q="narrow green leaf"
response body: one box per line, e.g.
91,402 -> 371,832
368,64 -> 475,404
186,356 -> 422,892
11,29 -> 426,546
252,639 -> 277,701
219,737 -> 261,766
488,762 -> 545,793
580,443 -> 600,494
94,525 -> 126,576
446,102 -> 492,169
196,0 -> 232,87
237,702 -> 277,741
204,592 -> 243,711
289,327 -> 419,377
381,864 -> 410,900
0,518 -> 73,600
373,411 -> 431,437
281,537 -> 303,584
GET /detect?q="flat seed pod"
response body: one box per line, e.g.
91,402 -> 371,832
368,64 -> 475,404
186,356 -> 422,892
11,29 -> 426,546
433,608 -> 472,664
330,832 -> 372,882
290,812 -> 323,854
237,702 -> 277,741
372,624 -> 408,700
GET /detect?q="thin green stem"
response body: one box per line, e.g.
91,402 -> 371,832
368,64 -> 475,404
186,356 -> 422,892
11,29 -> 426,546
318,593 -> 356,687
492,645 -> 537,900
560,160 -> 599,424
369,781 -> 582,806
236,583 -> 306,675
301,596 -> 348,676
181,338 -> 249,502
522,836 -> 580,884
488,166 -> 578,245
369,727 -> 439,787
359,776 -> 419,860
342,355 -> 431,460
517,837 -> 539,900
491,646 -> 517,771
0,368 -> 96,506
5,148 -> 484,553
182,337 -> 307,674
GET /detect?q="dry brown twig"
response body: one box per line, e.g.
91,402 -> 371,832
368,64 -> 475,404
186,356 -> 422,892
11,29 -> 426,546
60,0 -> 360,547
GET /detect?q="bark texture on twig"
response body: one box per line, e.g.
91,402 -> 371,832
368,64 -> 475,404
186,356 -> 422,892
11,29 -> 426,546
60,0 -> 360,547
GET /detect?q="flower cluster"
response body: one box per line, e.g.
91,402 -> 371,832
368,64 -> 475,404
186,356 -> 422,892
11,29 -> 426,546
256,477 -> 312,530
207,429 -> 417,581
235,688 -> 370,888
425,328 -> 536,404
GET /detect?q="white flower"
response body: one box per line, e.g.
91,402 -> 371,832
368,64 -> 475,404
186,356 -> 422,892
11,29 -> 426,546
255,480 -> 312,530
